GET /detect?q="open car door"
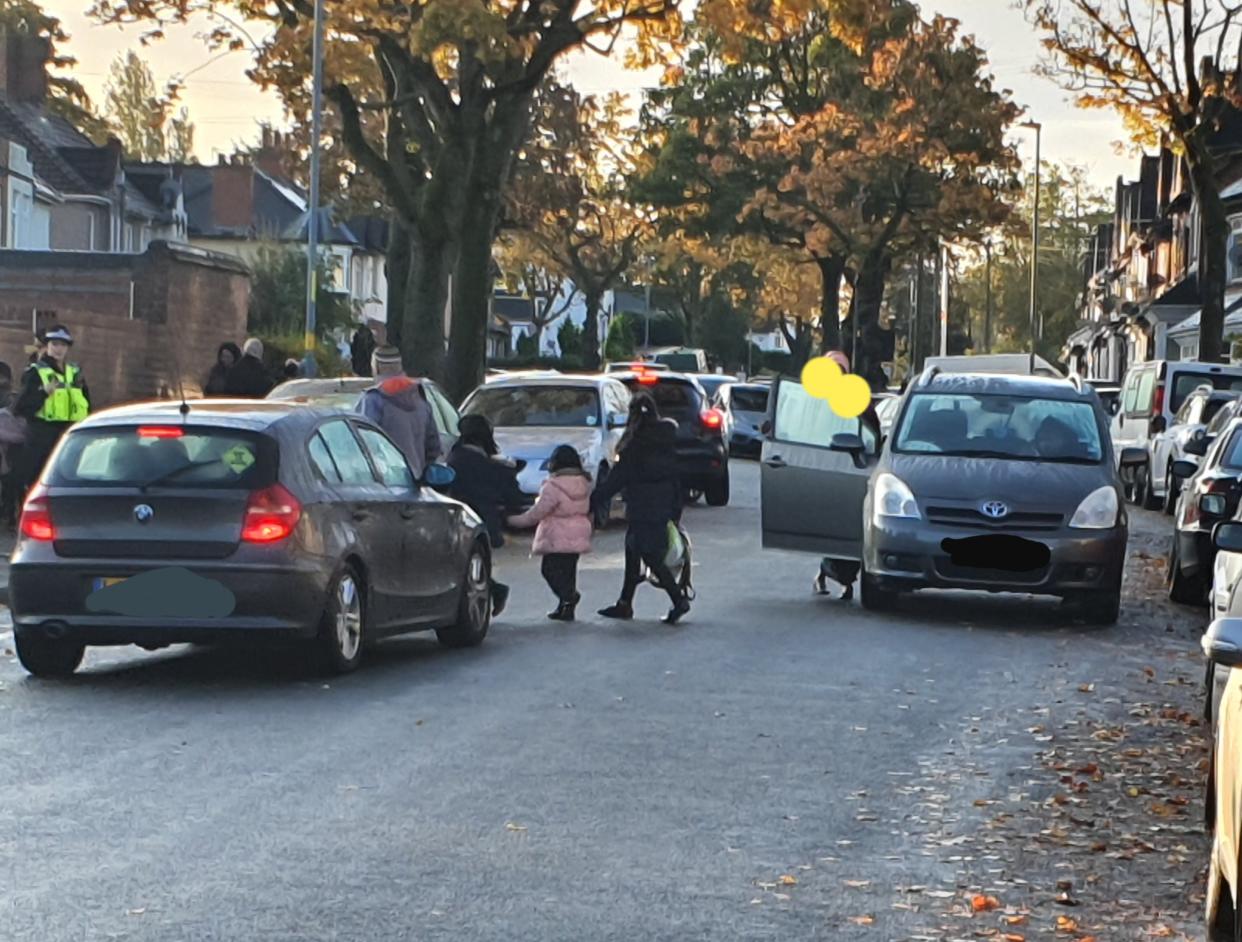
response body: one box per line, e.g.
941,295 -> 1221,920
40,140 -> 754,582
760,375 -> 877,557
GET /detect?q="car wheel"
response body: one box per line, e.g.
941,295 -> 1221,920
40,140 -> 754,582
1168,539 -> 1208,606
316,564 -> 366,675
1207,832 -> 1237,941
705,470 -> 730,507
1136,462 -> 1161,510
14,632 -> 84,678
437,543 -> 491,649
1163,462 -> 1179,515
860,565 -> 897,612
1080,589 -> 1121,625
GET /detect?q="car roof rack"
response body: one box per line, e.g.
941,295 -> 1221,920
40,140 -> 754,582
919,364 -> 941,387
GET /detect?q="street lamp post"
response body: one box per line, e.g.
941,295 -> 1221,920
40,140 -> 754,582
983,240 -> 994,354
1021,120 -> 1042,374
303,0 -> 325,377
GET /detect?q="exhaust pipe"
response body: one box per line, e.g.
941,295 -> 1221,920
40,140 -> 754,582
42,621 -> 70,640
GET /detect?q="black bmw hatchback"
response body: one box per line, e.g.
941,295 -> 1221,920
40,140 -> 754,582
10,400 -> 492,677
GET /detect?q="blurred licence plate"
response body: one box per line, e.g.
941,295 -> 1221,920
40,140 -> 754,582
91,577 -> 127,591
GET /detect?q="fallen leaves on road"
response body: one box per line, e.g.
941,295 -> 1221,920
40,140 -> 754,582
850,914 -> 875,925
504,821 -> 527,832
971,894 -> 1001,912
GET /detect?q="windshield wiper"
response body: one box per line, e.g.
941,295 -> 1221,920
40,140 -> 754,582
139,459 -> 221,491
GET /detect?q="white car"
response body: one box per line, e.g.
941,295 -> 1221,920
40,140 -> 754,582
459,373 -> 632,524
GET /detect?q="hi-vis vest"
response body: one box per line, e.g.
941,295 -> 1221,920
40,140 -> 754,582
35,364 -> 89,423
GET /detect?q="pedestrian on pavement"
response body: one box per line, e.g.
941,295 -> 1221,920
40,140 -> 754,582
350,322 -> 377,377
15,325 -> 90,494
204,341 -> 241,396
507,444 -> 593,621
356,346 -> 441,481
282,358 -> 301,381
223,337 -> 274,398
447,414 -> 525,617
592,391 -> 690,625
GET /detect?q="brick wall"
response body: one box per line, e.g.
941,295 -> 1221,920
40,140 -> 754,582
210,165 -> 254,232
0,242 -> 249,406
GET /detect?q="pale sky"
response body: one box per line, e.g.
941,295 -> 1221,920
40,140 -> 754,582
44,0 -> 1135,195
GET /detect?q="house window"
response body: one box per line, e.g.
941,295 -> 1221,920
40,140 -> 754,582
1229,217 -> 1242,284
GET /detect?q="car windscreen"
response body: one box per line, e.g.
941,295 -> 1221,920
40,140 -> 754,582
894,393 -> 1103,464
48,426 -> 278,489
1204,396 -> 1240,426
462,386 -> 601,428
1171,373 -> 1242,412
731,387 -> 769,413
623,379 -> 700,421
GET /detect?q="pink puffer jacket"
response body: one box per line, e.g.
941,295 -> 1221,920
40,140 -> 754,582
508,470 -> 593,556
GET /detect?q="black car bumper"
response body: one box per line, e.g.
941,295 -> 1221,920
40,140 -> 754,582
676,439 -> 728,487
10,558 -> 329,646
1176,526 -> 1214,581
863,519 -> 1127,596
729,431 -> 763,457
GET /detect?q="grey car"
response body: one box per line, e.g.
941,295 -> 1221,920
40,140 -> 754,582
761,368 -> 1128,623
9,400 -> 492,678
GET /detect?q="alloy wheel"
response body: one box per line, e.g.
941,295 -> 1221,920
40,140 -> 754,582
466,552 -> 490,630
334,574 -> 362,662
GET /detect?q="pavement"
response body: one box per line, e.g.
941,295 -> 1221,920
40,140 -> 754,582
0,462 -> 1212,940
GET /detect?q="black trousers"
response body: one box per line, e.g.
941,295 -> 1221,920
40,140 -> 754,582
620,532 -> 681,605
541,553 -> 579,603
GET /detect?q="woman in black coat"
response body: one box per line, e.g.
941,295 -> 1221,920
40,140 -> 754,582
447,414 -> 525,616
592,391 -> 690,624
204,342 -> 241,396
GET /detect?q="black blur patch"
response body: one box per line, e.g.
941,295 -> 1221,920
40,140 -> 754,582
86,568 -> 236,618
940,535 -> 1051,573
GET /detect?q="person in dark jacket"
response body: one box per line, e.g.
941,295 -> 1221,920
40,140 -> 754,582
447,414 -> 524,616
204,341 -> 241,396
350,323 -> 377,377
15,324 -> 90,495
591,391 -> 690,624
357,347 -> 441,480
223,337 -> 273,398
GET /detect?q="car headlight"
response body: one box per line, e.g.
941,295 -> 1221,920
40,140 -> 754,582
873,473 -> 920,522
1068,485 -> 1119,529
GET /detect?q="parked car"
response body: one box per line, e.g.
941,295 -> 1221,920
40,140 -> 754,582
616,369 -> 731,505
921,353 -> 1063,378
266,376 -> 461,456
649,347 -> 708,373
1169,418 -> 1242,606
8,401 -> 493,678
874,393 -> 903,440
717,382 -> 770,458
1083,379 -> 1122,418
459,373 -> 632,523
1151,386 -> 1241,514
692,373 -> 736,403
760,368 -> 1129,622
1110,360 -> 1242,509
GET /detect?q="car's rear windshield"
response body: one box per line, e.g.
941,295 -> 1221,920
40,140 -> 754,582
1171,373 -> 1242,412
49,426 -> 278,489
623,379 -> 701,419
894,393 -> 1103,464
463,386 -> 601,428
267,379 -> 371,400
732,387 -> 769,413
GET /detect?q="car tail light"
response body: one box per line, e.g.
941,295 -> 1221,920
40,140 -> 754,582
240,483 -> 302,543
138,426 -> 184,439
701,408 -> 724,431
636,371 -> 659,385
19,485 -> 54,541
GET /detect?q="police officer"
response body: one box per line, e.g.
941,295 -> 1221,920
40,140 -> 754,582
15,325 -> 90,493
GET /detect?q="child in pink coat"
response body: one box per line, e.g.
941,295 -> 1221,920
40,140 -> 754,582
507,445 -> 593,621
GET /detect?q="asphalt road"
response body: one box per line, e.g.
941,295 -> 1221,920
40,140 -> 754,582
0,461 -> 1204,940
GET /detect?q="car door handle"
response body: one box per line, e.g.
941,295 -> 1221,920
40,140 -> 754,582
351,504 -> 372,522
765,456 -> 787,469
400,505 -> 419,520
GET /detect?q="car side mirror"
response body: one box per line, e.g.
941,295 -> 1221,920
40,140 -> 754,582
1185,432 -> 1213,457
1172,459 -> 1198,480
1203,616 -> 1242,667
1214,521 -> 1242,553
1119,447 -> 1147,469
423,463 -> 456,488
830,432 -> 867,468
760,419 -> 773,437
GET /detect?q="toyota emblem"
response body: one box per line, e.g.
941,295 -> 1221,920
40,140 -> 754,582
133,503 -> 154,523
981,500 -> 1009,519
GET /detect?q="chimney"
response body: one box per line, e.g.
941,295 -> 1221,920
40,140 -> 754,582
211,163 -> 255,231
254,127 -> 288,181
0,27 -> 51,105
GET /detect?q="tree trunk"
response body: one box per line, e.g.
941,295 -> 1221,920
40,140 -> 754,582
404,230 -> 453,384
583,289 -> 604,370
1193,157 -> 1228,364
445,200 -> 498,402
853,250 -> 892,390
816,254 -> 845,354
384,215 -> 410,350
786,316 -> 813,373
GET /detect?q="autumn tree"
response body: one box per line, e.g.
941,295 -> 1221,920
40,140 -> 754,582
507,88 -> 654,369
1027,0 -> 1242,365
0,0 -> 109,140
104,51 -> 197,161
91,0 -> 681,400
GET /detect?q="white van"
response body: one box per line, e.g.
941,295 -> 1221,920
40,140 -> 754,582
1111,360 -> 1242,508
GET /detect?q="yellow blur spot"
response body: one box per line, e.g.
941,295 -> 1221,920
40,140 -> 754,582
801,356 -> 842,399
828,373 -> 871,419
